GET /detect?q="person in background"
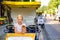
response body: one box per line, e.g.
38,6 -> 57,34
14,15 -> 26,33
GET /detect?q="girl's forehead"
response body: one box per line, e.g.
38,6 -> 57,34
17,15 -> 23,19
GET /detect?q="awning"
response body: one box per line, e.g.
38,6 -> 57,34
2,1 -> 41,8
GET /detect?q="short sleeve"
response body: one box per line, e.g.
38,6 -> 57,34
14,23 -> 17,28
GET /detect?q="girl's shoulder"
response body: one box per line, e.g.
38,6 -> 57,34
14,23 -> 18,27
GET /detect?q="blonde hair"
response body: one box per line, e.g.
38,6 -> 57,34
17,15 -> 23,20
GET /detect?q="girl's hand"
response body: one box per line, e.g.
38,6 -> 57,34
22,25 -> 26,33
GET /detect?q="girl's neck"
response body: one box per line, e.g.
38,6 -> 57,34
18,22 -> 22,25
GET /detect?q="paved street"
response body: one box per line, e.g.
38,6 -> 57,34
0,24 -> 8,40
45,16 -> 60,40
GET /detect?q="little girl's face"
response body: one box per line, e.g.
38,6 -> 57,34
17,16 -> 23,24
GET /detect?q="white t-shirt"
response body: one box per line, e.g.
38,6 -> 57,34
14,23 -> 26,32
37,16 -> 44,24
